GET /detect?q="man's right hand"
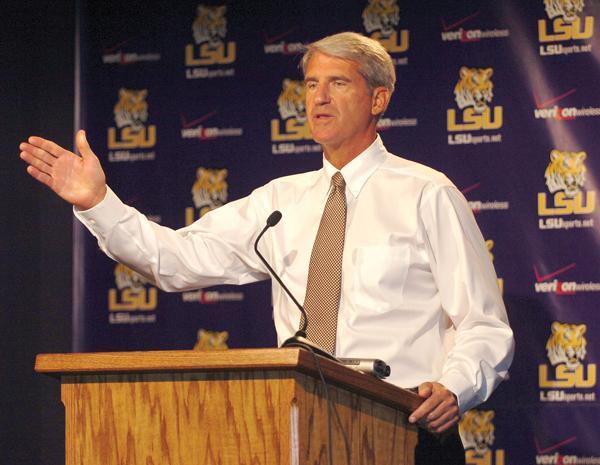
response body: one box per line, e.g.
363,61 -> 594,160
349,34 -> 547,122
20,129 -> 107,210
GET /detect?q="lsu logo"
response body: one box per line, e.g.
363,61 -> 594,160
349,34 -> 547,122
447,67 -> 503,131
185,5 -> 236,66
270,79 -> 312,142
459,410 -> 505,465
185,167 -> 228,225
538,0 -> 594,42
486,239 -> 504,294
362,0 -> 409,53
108,263 -> 157,311
538,150 -> 595,215
107,89 -> 156,149
539,322 -> 596,388
193,329 -> 229,350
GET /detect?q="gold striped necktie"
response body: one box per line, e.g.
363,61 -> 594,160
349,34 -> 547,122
302,171 -> 347,354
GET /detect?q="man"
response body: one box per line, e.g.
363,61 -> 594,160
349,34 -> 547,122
20,32 -> 514,464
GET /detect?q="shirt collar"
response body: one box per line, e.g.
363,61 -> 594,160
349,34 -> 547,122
322,134 -> 387,200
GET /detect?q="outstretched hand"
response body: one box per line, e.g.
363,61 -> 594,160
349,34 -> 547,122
409,381 -> 460,433
20,130 -> 107,210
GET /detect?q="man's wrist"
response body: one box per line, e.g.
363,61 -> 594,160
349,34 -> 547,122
75,185 -> 108,211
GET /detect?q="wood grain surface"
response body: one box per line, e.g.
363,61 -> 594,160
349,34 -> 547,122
62,371 -> 293,465
293,371 -> 417,465
39,349 -> 419,464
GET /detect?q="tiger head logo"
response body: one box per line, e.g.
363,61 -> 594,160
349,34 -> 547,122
193,329 -> 229,350
362,0 -> 400,38
192,5 -> 227,46
114,89 -> 149,130
191,167 -> 228,216
459,410 -> 495,455
546,322 -> 587,371
485,239 -> 495,262
454,67 -> 494,114
277,79 -> 306,122
545,150 -> 587,198
114,263 -> 149,293
544,0 -> 585,23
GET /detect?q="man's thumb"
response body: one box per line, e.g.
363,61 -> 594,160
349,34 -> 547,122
76,130 -> 95,159
418,382 -> 433,398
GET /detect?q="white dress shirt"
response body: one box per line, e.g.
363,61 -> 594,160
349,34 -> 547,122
76,135 -> 514,413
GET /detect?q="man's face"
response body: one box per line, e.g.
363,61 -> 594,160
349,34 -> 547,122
304,52 -> 380,156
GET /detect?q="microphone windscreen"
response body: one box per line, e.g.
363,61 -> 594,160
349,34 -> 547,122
266,210 -> 282,227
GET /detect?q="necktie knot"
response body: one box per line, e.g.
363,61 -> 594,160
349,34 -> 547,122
331,171 -> 345,190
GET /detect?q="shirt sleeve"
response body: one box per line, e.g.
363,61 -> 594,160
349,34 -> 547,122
74,186 -> 270,292
419,183 -> 515,413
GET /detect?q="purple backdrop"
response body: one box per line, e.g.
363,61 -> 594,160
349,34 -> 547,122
74,1 -> 600,462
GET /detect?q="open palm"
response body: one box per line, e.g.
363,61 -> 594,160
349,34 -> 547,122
20,130 -> 107,210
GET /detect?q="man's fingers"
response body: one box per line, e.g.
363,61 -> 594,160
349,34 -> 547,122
20,143 -> 56,167
430,414 -> 460,433
409,395 -> 441,424
26,165 -> 53,188
27,136 -> 65,157
409,382 -> 440,423
410,382 -> 459,432
21,151 -> 54,176
424,396 -> 459,423
427,408 -> 459,432
410,395 -> 459,432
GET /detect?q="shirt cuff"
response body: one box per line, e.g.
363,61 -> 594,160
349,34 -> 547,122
73,186 -> 127,236
437,369 -> 478,415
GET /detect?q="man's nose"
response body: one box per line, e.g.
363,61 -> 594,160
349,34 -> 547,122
314,84 -> 331,104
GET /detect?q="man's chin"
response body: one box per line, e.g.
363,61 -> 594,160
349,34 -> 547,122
309,130 -> 337,147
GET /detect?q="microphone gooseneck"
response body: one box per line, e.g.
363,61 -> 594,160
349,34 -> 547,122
254,211 -> 337,361
253,210 -> 308,336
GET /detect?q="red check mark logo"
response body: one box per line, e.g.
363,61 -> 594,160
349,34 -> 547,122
180,111 -> 218,129
441,11 -> 480,31
104,38 -> 131,54
460,182 -> 481,195
534,88 -> 577,109
535,436 -> 577,454
534,263 -> 576,282
262,28 -> 297,44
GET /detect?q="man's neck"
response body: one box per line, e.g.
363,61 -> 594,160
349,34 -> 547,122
323,132 -> 378,169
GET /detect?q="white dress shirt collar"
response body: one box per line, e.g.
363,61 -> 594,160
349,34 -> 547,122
322,134 -> 387,200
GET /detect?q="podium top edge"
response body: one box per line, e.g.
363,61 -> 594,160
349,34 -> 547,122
35,348 -> 305,374
35,348 -> 423,413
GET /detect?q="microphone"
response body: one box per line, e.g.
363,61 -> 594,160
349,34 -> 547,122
254,211 -> 338,361
266,210 -> 282,227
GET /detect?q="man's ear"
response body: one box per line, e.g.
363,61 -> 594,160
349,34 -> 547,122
371,87 -> 391,117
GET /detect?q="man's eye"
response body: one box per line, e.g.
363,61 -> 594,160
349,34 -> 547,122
305,82 -> 317,90
334,80 -> 347,87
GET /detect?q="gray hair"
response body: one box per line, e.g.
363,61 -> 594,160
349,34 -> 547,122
301,32 -> 396,96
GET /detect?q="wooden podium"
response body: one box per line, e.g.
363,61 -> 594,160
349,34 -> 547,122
36,348 -> 421,465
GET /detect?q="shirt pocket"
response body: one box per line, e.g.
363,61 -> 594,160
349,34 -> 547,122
350,245 -> 410,313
